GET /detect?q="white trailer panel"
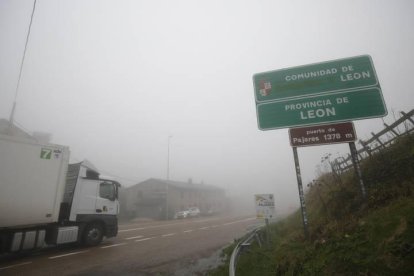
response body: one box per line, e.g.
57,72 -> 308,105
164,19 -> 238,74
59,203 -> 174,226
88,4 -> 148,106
0,134 -> 70,228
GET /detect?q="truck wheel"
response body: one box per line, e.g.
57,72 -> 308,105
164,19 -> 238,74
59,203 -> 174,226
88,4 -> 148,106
83,223 -> 104,246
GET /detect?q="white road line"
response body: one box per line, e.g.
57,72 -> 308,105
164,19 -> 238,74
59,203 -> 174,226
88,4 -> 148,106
0,262 -> 32,270
211,225 -> 219,228
222,217 -> 256,226
119,227 -> 145,233
162,233 -> 175,237
101,242 -> 127,249
125,235 -> 143,240
119,217 -> 257,232
118,222 -> 180,231
183,230 -> 193,233
199,227 -> 209,230
135,237 -> 153,242
118,217 -> 229,231
49,250 -> 89,259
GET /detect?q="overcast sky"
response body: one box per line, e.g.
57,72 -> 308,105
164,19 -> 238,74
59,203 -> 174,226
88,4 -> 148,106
1,0 -> 413,214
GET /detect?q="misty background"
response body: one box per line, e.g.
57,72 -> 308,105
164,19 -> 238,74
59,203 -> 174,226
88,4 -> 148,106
1,0 -> 413,215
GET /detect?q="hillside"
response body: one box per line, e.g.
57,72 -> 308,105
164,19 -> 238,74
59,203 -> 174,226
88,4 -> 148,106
209,133 -> 414,275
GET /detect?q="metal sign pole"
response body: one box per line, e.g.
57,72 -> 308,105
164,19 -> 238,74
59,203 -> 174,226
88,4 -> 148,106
292,147 -> 309,239
265,218 -> 270,246
349,142 -> 367,199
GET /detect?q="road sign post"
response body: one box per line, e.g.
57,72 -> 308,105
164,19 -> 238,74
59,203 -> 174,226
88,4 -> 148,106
292,147 -> 309,240
253,55 -> 387,239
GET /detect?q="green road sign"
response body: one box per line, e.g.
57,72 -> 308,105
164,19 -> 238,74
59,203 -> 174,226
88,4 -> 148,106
253,55 -> 387,130
253,55 -> 378,103
256,88 -> 387,130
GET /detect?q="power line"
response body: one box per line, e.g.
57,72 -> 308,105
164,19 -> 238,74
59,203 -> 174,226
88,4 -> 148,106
9,0 -> 37,124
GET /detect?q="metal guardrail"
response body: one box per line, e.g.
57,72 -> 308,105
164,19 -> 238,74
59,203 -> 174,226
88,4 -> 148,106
229,226 -> 262,276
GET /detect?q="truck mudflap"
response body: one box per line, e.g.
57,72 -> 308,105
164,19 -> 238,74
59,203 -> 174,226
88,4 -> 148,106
76,214 -> 118,238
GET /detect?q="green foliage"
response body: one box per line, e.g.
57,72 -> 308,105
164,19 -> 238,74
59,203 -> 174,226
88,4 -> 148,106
209,133 -> 414,275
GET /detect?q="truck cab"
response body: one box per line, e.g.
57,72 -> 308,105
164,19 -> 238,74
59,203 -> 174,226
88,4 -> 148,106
58,160 -> 120,246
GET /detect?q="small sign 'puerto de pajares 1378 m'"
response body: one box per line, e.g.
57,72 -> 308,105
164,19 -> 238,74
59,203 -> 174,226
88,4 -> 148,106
253,55 -> 387,130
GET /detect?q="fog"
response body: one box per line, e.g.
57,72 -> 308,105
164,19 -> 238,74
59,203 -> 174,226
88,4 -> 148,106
1,0 -> 413,216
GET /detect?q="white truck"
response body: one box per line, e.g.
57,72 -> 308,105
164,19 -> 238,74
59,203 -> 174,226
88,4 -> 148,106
0,133 -> 120,254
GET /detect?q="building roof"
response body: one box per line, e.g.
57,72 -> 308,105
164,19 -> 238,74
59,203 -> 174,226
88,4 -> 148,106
127,178 -> 224,192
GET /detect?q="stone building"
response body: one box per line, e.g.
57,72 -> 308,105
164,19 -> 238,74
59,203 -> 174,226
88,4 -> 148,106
120,178 -> 226,220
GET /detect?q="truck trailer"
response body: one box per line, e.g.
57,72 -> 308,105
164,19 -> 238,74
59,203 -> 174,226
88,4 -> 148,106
0,133 -> 120,254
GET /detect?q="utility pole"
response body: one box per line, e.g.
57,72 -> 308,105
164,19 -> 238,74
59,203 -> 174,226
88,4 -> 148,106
9,0 -> 37,131
167,135 -> 172,180
166,135 -> 172,219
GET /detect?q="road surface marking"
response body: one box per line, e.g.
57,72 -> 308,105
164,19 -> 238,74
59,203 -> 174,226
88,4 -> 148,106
119,222 -> 182,231
118,217 -> 227,230
101,242 -> 127,249
199,227 -> 209,230
135,237 -> 153,242
119,217 -> 256,232
0,262 -> 32,270
49,250 -> 89,259
183,230 -> 193,233
162,233 -> 175,237
119,227 -> 145,233
125,235 -> 143,240
211,225 -> 219,228
222,217 -> 256,226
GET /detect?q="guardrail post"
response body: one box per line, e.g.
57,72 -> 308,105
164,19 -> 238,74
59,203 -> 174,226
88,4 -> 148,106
265,218 -> 271,246
255,232 -> 262,248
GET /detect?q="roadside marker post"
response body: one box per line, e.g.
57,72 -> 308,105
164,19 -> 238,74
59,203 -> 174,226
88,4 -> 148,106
255,194 -> 275,245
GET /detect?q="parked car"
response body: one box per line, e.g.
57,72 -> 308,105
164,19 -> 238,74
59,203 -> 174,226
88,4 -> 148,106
187,207 -> 201,217
174,210 -> 189,219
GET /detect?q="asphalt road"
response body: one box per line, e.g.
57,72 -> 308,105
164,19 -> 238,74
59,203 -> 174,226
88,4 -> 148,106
0,215 -> 260,275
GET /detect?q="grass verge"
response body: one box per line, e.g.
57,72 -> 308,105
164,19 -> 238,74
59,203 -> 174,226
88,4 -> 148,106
209,134 -> 414,275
